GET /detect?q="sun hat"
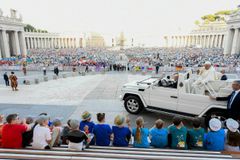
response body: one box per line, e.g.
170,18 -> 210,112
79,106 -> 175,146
209,118 -> 222,131
114,115 -> 125,126
81,111 -> 92,121
69,119 -> 80,130
226,118 -> 239,132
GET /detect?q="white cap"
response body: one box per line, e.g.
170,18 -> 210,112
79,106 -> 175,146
226,118 -> 239,132
204,61 -> 211,65
209,118 -> 222,131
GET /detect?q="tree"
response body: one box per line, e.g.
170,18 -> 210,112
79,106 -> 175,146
194,20 -> 200,26
24,24 -> 36,32
24,24 -> 48,33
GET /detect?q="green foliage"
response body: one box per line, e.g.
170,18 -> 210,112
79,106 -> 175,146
24,24 -> 48,33
24,24 -> 36,32
201,14 -> 218,22
215,10 -> 232,15
194,20 -> 200,26
197,9 -> 237,24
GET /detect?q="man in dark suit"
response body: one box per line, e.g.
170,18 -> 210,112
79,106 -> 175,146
3,72 -> 9,86
210,80 -> 240,120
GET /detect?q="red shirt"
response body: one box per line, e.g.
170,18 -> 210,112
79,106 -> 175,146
2,124 -> 27,148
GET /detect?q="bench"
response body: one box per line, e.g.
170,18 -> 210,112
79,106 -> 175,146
0,146 -> 238,160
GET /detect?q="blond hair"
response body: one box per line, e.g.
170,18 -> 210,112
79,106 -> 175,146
135,117 -> 144,143
155,119 -> 164,129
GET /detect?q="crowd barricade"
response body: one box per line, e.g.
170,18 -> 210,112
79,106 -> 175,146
1,64 -> 239,75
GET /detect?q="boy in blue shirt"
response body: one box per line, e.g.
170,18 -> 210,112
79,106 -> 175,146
205,118 -> 225,151
168,116 -> 187,149
150,119 -> 168,148
188,118 -> 204,150
93,113 -> 112,146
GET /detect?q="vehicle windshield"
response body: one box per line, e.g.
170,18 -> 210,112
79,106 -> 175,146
137,77 -> 159,84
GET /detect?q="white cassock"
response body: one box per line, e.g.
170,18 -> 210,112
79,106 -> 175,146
192,66 -> 217,94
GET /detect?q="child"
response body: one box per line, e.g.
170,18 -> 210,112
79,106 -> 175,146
188,118 -> 204,150
66,119 -> 90,151
32,115 -> 52,149
132,116 -> 150,148
50,119 -> 63,147
224,118 -> 240,152
93,113 -> 112,146
168,116 -> 187,149
205,118 -> 225,151
112,115 -> 131,147
150,119 -> 168,148
61,119 -> 71,145
80,111 -> 95,134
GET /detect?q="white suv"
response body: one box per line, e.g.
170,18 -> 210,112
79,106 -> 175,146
120,71 -> 233,121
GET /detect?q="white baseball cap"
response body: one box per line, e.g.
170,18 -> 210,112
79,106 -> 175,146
226,118 -> 239,132
209,118 -> 222,131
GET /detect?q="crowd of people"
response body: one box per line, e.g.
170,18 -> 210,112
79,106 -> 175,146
0,47 -> 240,73
0,111 -> 239,152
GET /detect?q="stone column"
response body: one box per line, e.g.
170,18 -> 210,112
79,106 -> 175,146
11,31 -> 21,55
42,38 -> 45,48
51,38 -> 54,48
34,37 -> 37,49
206,36 -> 209,48
213,35 -> 217,47
1,30 -> 10,57
218,35 -> 222,48
30,37 -> 33,49
224,29 -> 234,55
38,38 -> 41,49
19,31 -> 27,56
231,28 -> 239,55
73,38 -> 76,48
26,37 -> 30,49
210,35 -> 214,48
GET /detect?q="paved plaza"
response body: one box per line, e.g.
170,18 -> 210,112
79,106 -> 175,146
0,72 -> 183,128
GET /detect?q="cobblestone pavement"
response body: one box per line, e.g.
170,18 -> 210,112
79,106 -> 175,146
0,72 -> 193,128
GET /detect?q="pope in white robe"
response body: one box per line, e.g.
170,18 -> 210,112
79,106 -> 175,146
192,61 -> 218,94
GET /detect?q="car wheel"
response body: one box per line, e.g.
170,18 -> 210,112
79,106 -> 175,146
124,96 -> 143,114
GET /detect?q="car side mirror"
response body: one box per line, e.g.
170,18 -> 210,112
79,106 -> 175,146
179,82 -> 184,88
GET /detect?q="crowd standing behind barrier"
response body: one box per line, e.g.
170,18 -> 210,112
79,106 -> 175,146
0,112 -> 239,152
0,47 -> 240,74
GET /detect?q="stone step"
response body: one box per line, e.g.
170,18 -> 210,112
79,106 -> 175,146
0,148 -> 237,160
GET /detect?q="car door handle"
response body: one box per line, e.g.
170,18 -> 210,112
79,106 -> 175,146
170,96 -> 178,99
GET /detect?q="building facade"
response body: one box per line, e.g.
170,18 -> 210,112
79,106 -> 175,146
0,9 -> 27,58
25,31 -> 83,49
224,10 -> 240,55
85,33 -> 105,48
164,21 -> 226,49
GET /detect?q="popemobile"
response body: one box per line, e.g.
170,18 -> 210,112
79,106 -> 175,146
120,70 -> 238,123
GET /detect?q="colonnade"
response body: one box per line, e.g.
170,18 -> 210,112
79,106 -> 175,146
164,34 -> 225,48
224,28 -> 240,55
0,30 -> 27,58
25,36 -> 84,49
